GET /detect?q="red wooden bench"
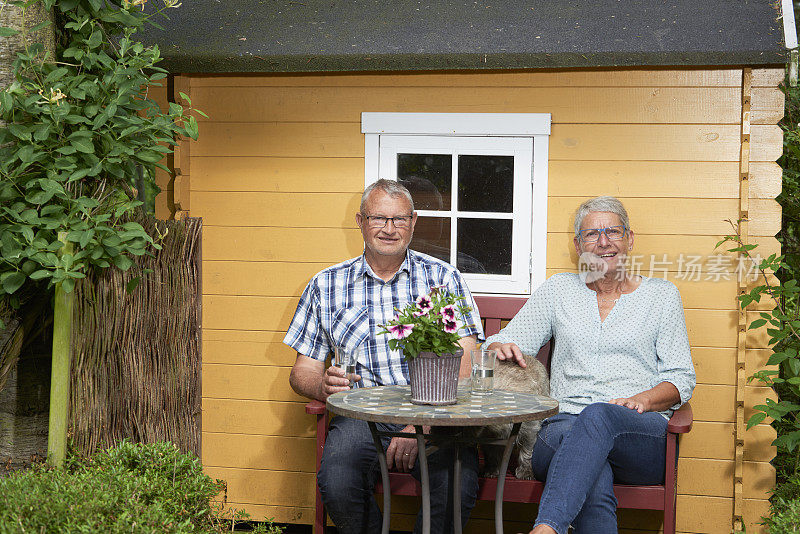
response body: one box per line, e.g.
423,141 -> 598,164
305,295 -> 693,533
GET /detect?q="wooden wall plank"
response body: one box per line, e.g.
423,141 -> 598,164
742,461 -> 776,500
202,226 -> 363,262
546,235 -> 780,271
202,295 -> 299,332
204,329 -> 288,344
549,161 -> 779,199
676,495 -> 732,533
202,399 -> 315,437
221,502 -> 315,526
743,498 -> 772,534
679,421 -> 775,462
749,162 -> 782,199
194,197 -> 780,238
676,458 -> 772,498
193,122 -> 363,158
549,125 -> 742,162
192,123 -> 781,162
691,385 -> 735,422
202,433 -> 316,472
191,191 -> 360,227
203,364 -> 303,402
691,347 -> 736,385
191,86 -> 742,124
191,156 -> 365,193
751,68 -> 784,88
745,349 -> 772,378
750,124 -> 784,162
203,261 -> 327,297
546,198 -> 780,237
205,467 -> 316,507
187,69 -> 744,88
751,87 -> 784,125
203,340 -> 298,366
190,159 -> 779,199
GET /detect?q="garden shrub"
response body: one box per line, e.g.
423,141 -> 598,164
0,440 -> 282,533
763,497 -> 800,533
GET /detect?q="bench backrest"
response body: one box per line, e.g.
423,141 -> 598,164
474,295 -> 552,372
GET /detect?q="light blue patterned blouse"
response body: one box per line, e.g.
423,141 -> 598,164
484,273 -> 696,418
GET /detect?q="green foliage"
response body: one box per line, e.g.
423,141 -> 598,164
717,229 -> 800,454
0,0 -> 201,309
778,82 -> 800,280
0,440 -> 283,533
763,497 -> 800,533
378,286 -> 474,359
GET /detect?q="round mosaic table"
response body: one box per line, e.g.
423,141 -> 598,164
327,385 -> 559,534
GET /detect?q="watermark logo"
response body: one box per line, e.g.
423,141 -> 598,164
578,252 -> 609,283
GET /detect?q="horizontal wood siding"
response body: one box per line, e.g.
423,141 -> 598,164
181,67 -> 783,532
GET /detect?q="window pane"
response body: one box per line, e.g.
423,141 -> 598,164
398,154 -> 452,210
458,155 -> 514,213
410,217 -> 450,263
457,218 -> 512,274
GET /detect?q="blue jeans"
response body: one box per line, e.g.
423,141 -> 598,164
531,403 -> 668,534
317,416 -> 479,534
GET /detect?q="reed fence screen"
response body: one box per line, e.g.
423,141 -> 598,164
69,216 -> 202,456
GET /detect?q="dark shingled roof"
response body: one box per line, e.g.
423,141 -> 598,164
138,0 -> 787,73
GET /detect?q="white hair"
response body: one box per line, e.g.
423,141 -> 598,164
360,179 -> 414,213
574,196 -> 630,236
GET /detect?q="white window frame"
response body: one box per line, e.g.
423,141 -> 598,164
362,112 -> 551,296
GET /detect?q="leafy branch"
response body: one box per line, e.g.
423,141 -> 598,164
718,219 -> 800,455
0,0 -> 203,314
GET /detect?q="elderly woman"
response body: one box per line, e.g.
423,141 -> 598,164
484,196 -> 695,534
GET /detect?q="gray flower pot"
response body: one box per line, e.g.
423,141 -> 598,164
407,350 -> 463,405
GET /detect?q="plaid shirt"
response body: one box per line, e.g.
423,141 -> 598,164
284,250 -> 484,388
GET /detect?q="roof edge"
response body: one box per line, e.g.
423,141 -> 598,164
155,50 -> 787,74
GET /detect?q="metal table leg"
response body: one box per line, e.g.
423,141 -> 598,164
494,423 -> 521,534
415,425 -> 430,534
368,422 -> 391,534
453,442 -> 462,534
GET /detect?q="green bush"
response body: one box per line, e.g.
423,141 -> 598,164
764,497 -> 800,533
0,440 -> 282,533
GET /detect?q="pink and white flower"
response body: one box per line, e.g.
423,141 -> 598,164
441,304 -> 457,321
416,294 -> 433,312
442,318 -> 459,334
388,323 -> 415,339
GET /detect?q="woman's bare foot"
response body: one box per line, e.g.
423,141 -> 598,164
528,525 -> 557,534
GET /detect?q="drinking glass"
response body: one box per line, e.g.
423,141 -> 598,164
471,349 -> 497,394
334,345 -> 360,387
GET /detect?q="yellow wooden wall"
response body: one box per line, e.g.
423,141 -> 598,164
156,67 -> 784,533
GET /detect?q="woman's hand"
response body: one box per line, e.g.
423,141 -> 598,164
486,342 -> 527,368
610,382 -> 681,414
609,393 -> 652,413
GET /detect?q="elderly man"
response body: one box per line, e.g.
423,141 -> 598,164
285,179 -> 484,534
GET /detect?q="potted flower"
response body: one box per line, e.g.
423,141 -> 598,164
379,287 -> 474,405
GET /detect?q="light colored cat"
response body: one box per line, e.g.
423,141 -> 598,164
460,353 -> 550,480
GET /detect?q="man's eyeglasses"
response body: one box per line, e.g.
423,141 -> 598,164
362,215 -> 413,229
578,225 -> 627,243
